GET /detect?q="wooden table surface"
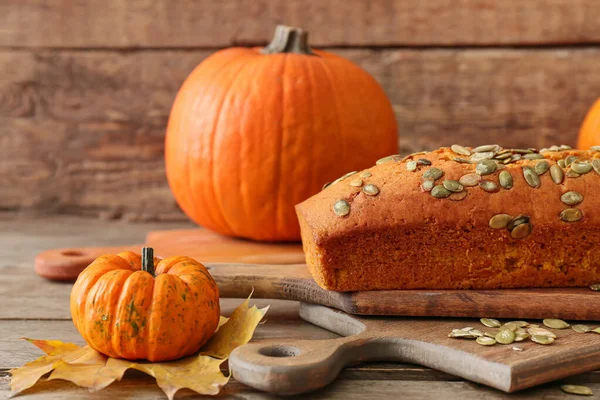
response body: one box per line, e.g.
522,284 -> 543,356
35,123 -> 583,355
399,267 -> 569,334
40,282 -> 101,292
1,214 -> 598,399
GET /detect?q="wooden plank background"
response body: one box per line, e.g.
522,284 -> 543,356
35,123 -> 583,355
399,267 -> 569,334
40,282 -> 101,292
2,0 -> 600,220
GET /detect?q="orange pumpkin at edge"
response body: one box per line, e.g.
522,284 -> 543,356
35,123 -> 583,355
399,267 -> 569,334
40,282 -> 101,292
165,25 -> 398,242
577,98 -> 600,150
70,248 -> 220,362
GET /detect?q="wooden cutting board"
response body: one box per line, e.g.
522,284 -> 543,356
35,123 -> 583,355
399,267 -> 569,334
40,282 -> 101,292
229,303 -> 600,395
35,228 -> 600,320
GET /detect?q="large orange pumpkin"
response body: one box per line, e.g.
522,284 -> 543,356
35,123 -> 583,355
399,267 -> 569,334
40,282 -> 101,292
165,25 -> 398,241
578,98 -> 600,149
70,248 -> 220,362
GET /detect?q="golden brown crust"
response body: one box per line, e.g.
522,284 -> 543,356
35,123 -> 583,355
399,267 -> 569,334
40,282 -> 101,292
296,146 -> 600,291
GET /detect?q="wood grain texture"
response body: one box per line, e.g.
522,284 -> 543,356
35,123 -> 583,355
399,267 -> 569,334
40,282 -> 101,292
2,48 -> 600,218
2,0 -> 600,48
230,303 -> 600,394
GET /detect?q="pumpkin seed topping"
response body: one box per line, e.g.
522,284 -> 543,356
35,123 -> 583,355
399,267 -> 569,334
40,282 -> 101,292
511,148 -> 534,155
473,144 -> 499,153
443,179 -> 463,192
590,283 -> 600,291
560,144 -> 572,150
476,336 -> 496,346
495,152 -> 512,160
406,161 -> 418,172
531,335 -> 554,345
560,208 -> 583,222
571,161 -> 593,174
558,159 -> 567,168
523,153 -> 545,160
499,171 -> 513,189
571,324 -> 592,333
565,155 -> 578,167
377,155 -> 401,165
479,180 -> 499,193
417,158 -> 432,166
453,157 -> 474,164
489,214 -> 513,229
543,318 -> 570,329
431,185 -> 451,198
512,346 -> 524,352
507,215 -> 530,231
349,179 -> 363,187
360,171 -> 372,178
561,191 -> 583,206
480,318 -> 501,328
560,384 -> 593,396
550,164 -> 564,184
421,179 -> 435,192
511,223 -> 533,240
566,169 -> 582,179
459,173 -> 481,187
423,167 -> 444,180
476,160 -> 498,175
333,200 -> 350,216
451,144 -> 471,156
448,191 -> 468,201
362,184 -> 380,196
522,166 -> 541,188
495,329 -> 515,344
534,160 -> 550,175
591,146 -> 600,151
470,152 -> 495,162
593,159 -> 600,175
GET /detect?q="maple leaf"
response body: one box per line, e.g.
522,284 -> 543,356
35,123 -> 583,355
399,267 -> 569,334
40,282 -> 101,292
8,297 -> 268,399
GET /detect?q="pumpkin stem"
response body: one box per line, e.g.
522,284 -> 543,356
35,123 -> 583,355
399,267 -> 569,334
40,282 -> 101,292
141,247 -> 155,277
261,25 -> 315,55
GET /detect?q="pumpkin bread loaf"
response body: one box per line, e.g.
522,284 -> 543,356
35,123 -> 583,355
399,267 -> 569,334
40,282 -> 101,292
296,145 -> 600,291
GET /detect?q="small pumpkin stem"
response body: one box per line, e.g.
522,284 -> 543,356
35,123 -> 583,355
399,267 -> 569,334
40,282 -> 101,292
261,25 -> 315,55
141,247 -> 155,277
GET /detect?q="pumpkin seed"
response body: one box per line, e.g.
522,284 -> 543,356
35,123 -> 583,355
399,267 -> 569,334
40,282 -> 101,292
512,149 -> 534,155
527,327 -> 556,338
534,160 -> 550,175
522,166 -> 541,188
560,144 -> 572,150
476,160 -> 498,175
476,336 -> 496,346
495,152 -> 512,160
480,318 -> 501,328
322,182 -> 332,190
510,154 -> 522,162
406,161 -> 418,172
479,180 -> 499,193
550,164 -> 564,184
417,158 -> 432,166
332,171 -> 357,185
560,208 -> 583,222
523,153 -> 544,160
572,324 -> 592,333
470,152 -> 495,162
592,159 -> 600,175
448,191 -> 468,201
443,179 -> 463,192
360,171 -> 372,178
560,191 -> 583,206
431,185 -> 451,198
473,144 -> 499,153
451,144 -> 471,156
421,179 -> 435,192
593,328 -> 600,334
495,329 -> 516,344
543,318 -> 570,329
512,346 -> 524,352
462,327 -> 474,331
503,157 -> 513,164
560,384 -> 593,396
571,161 -> 593,174
508,321 -> 529,328
423,167 -> 444,180
531,335 -> 554,345
566,169 -> 581,178
591,146 -> 600,151
501,323 -> 518,332
453,157 -> 474,164
590,283 -> 600,291
514,332 -> 530,342
349,179 -> 363,187
377,155 -> 401,165
362,184 -> 380,196
484,332 -> 496,338
448,329 -> 477,339
459,173 -> 481,187
558,159 -> 567,168
470,329 -> 484,337
333,200 -> 350,216
507,215 -> 530,231
499,171 -> 513,189
489,214 -> 513,229
565,155 -> 578,166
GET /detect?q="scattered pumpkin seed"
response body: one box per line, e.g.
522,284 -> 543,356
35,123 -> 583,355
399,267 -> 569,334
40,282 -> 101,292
522,166 -> 541,188
534,160 -> 550,175
406,161 -> 418,172
514,332 -> 530,342
572,324 -> 592,333
565,155 -> 578,166
560,191 -> 583,206
531,335 -> 554,345
421,179 -> 435,192
423,167 -> 444,180
431,185 -> 451,198
480,318 -> 501,328
512,346 -> 524,352
476,160 -> 498,175
470,152 -> 495,162
459,173 -> 481,187
417,158 -> 432,166
590,284 -> 600,291
470,329 -> 484,337
592,159 -> 600,175
501,323 -> 518,332
499,171 -> 513,189
566,169 -> 581,179
571,161 -> 593,174
495,329 -> 516,344
528,327 -> 556,338
451,144 -> 471,156
377,155 -> 401,165
362,184 -> 380,196
484,332 -> 496,338
592,328 -> 600,334
333,200 -> 350,216
448,191 -> 468,201
462,327 -> 474,331
473,144 -> 499,153
523,153 -> 544,160
479,180 -> 499,193
560,208 -> 583,222
543,318 -> 570,329
448,329 -> 477,339
508,321 -> 529,328
550,164 -> 564,184
360,171 -> 372,178
560,385 -> 594,396
557,159 -> 567,168
489,214 -> 513,229
443,179 -> 463,192
349,179 -> 363,187
476,336 -> 496,346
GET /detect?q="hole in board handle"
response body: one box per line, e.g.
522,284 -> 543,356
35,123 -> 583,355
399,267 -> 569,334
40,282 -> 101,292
61,250 -> 85,257
258,345 -> 301,358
